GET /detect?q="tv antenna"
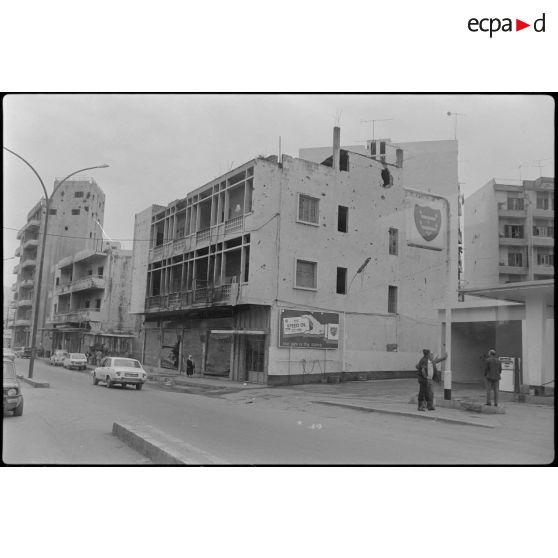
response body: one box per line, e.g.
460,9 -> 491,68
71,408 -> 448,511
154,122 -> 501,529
360,118 -> 393,141
446,111 -> 466,140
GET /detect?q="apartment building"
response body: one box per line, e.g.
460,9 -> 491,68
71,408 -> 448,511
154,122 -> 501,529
464,177 -> 554,288
47,242 -> 139,355
10,178 -> 106,349
131,129 -> 457,384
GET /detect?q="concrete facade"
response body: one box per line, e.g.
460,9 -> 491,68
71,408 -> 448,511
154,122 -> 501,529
47,242 -> 140,356
132,131 -> 458,384
464,177 -> 554,288
10,178 -> 106,349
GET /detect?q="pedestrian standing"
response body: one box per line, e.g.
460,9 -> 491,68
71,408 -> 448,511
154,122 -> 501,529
416,349 -> 447,411
484,349 -> 502,406
95,349 -> 103,366
186,355 -> 195,377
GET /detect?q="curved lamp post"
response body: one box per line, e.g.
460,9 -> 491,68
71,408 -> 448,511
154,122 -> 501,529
4,147 -> 108,378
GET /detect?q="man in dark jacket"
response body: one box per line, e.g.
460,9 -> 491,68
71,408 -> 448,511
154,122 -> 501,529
484,349 -> 502,406
186,355 -> 195,377
416,349 -> 447,411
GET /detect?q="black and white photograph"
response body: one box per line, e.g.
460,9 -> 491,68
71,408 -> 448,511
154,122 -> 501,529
3,94 -> 554,466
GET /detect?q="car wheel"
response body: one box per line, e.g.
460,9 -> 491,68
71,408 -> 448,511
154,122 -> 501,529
106,376 -> 113,388
93,373 -> 99,385
13,400 -> 23,416
136,383 -> 143,390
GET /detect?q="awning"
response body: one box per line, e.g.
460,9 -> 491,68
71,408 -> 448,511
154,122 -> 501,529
84,332 -> 138,338
463,279 -> 554,304
210,329 -> 268,335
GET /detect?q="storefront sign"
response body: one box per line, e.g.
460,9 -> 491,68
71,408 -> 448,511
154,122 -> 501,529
406,189 -> 447,251
279,310 -> 339,348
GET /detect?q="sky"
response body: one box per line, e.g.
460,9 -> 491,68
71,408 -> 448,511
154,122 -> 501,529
3,93 -> 554,288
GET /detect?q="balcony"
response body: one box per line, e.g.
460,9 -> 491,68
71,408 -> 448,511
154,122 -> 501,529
148,242 -> 173,263
196,228 -> 211,243
20,278 -> 35,288
17,219 -> 41,239
532,235 -> 554,247
533,207 -> 553,219
14,246 -> 21,257
10,300 -> 18,309
66,275 -> 106,293
18,297 -> 33,307
11,283 -> 18,291
145,283 -> 241,314
21,258 -> 37,270
23,237 -> 39,250
13,264 -> 21,274
532,264 -> 554,277
499,236 -> 527,246
224,215 -> 244,234
15,318 -> 31,327
498,208 -> 527,218
51,309 -> 102,324
498,264 -> 528,276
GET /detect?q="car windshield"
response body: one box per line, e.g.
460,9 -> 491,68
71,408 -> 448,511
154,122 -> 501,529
113,358 -> 141,368
70,353 -> 86,359
3,360 -> 17,378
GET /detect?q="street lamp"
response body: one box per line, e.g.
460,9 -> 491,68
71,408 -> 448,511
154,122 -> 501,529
342,256 -> 371,378
4,146 -> 108,379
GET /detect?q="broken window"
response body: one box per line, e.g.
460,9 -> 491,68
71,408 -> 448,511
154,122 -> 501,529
72,209 -> 80,215
338,206 -> 348,233
336,267 -> 347,294
388,285 -> 398,314
381,168 -> 392,187
49,208 -> 57,215
298,194 -> 319,224
74,191 -> 84,198
389,228 -> 399,255
295,259 -> 317,289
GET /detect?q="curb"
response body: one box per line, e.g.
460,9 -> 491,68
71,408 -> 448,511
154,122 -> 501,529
408,395 -> 505,414
314,401 -> 496,428
18,376 -> 50,388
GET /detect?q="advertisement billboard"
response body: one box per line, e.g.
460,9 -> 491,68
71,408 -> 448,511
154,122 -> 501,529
405,189 -> 447,251
279,309 -> 339,348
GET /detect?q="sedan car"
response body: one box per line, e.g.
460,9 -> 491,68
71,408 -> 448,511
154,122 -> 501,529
63,353 -> 88,370
50,349 -> 69,366
3,348 -> 16,362
92,357 -> 147,390
3,358 -> 24,416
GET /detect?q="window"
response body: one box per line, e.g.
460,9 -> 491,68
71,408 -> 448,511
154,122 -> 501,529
388,285 -> 398,314
49,208 -> 57,215
84,300 -> 90,309
336,267 -> 347,294
97,266 -> 104,277
533,226 -> 554,238
55,277 -> 59,286
504,225 -> 523,239
537,252 -> 554,266
71,209 -> 80,215
298,194 -> 319,225
87,269 -> 93,276
95,299 -> 102,309
74,191 -> 84,198
536,194 -> 550,210
389,228 -> 398,255
295,259 -> 317,289
508,252 -> 523,267
338,206 -> 348,232
507,197 -> 524,210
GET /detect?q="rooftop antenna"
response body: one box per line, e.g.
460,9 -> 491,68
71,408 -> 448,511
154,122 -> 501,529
446,111 -> 466,140
360,118 -> 394,141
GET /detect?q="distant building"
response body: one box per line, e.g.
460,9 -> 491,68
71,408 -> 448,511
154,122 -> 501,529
47,242 -> 140,356
131,129 -> 458,384
464,177 -> 554,288
10,178 -> 106,350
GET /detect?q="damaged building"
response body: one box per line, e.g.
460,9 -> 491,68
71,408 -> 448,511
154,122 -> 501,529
130,128 -> 459,384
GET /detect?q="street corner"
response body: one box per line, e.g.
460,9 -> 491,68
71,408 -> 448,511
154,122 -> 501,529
20,377 -> 50,388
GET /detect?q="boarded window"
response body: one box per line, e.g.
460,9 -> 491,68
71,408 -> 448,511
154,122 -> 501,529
296,260 -> 317,289
338,206 -> 348,232
388,285 -> 398,314
336,267 -> 347,294
298,194 -> 319,224
389,228 -> 398,255
71,209 -> 80,215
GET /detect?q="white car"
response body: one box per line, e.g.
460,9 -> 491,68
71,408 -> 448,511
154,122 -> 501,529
50,349 -> 69,366
92,357 -> 147,390
63,353 -> 88,370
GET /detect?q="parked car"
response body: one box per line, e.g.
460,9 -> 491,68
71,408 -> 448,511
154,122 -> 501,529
21,347 -> 33,359
63,353 -> 88,370
50,350 -> 69,366
92,357 -> 147,390
3,348 -> 16,362
3,358 -> 24,416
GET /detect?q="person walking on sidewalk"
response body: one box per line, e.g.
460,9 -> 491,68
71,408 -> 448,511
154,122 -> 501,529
484,349 -> 502,406
416,349 -> 447,411
186,355 -> 195,377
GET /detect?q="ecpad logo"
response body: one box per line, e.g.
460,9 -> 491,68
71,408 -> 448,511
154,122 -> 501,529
468,13 -> 546,37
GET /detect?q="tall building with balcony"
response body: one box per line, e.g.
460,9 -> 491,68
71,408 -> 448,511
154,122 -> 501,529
464,177 -> 554,288
131,129 -> 458,384
10,178 -> 106,349
47,242 -> 139,355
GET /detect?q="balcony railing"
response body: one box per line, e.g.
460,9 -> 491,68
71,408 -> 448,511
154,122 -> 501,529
196,228 -> 211,243
21,258 -> 37,269
20,278 -> 35,288
18,296 -> 33,307
145,284 -> 240,313
15,318 -> 31,327
23,238 -> 39,250
225,215 -> 244,234
51,309 -> 102,323
14,246 -> 21,257
13,264 -> 21,274
499,236 -> 527,245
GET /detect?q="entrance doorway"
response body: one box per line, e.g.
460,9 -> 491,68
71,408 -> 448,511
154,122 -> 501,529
205,332 -> 232,377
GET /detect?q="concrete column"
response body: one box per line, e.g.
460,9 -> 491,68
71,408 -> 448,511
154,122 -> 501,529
522,293 -> 546,386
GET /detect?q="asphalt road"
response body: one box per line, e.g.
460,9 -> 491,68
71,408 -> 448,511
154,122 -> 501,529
3,359 -> 554,464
